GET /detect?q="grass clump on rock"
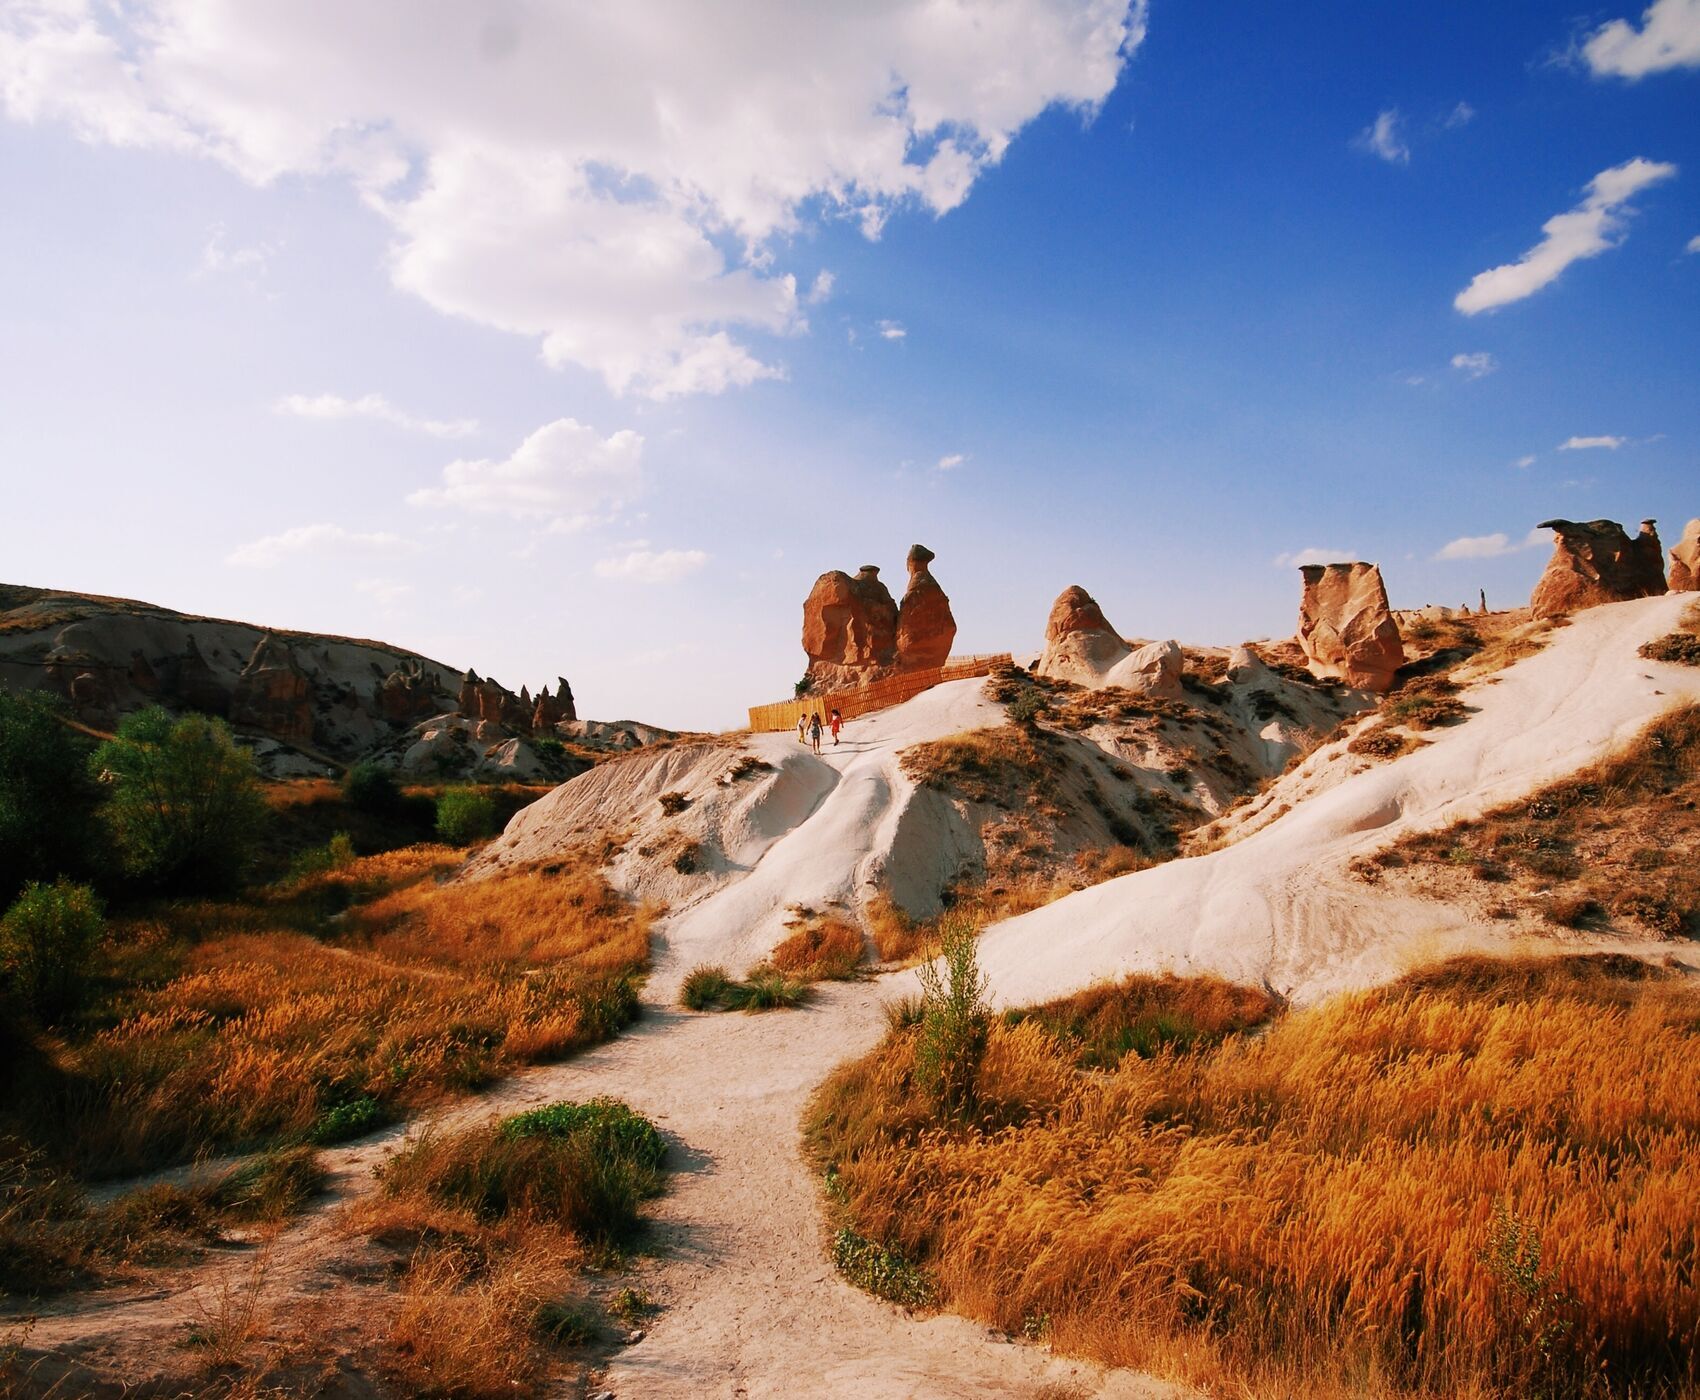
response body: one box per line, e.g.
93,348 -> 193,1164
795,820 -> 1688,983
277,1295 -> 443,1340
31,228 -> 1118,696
676,962 -> 810,1013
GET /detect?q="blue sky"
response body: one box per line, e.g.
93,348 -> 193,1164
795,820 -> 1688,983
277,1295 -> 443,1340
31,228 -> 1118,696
2,1 -> 1697,730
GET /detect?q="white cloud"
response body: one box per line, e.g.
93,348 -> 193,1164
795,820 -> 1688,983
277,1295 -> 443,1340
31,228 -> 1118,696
1273,548 -> 1355,568
274,392 -> 477,438
593,548 -> 708,583
0,1 -> 1145,398
1433,528 -> 1545,560
409,418 -> 643,523
937,452 -> 966,471
878,319 -> 907,340
225,523 -> 416,568
1558,434 -> 1626,450
1687,234 -> 1700,253
1514,454 -> 1537,468
1354,108 -> 1409,164
355,576 -> 414,609
1450,351 -> 1498,379
805,271 -> 835,305
1445,101 -> 1476,129
1583,0 -> 1700,77
1454,157 -> 1677,314
198,222 -> 276,275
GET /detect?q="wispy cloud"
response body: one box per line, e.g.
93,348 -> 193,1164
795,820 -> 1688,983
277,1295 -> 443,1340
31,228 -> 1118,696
1444,100 -> 1477,129
1354,108 -> 1409,164
1450,351 -> 1498,379
936,452 -> 966,471
1273,548 -> 1355,568
1583,0 -> 1700,77
593,548 -> 708,583
1558,434 -> 1626,450
1455,157 -> 1677,314
877,319 -> 907,340
226,524 -> 417,569
805,271 -> 835,304
1514,454 -> 1538,469
355,576 -> 414,610
1433,528 -> 1546,560
1687,233 -> 1700,253
198,222 -> 277,277
275,392 -> 477,438
409,418 -> 643,525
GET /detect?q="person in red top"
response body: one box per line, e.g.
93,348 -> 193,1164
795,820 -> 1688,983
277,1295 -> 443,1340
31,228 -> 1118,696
829,708 -> 843,745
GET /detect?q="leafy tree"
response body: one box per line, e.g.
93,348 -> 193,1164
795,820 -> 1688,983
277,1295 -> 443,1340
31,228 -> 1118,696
0,690 -> 99,902
92,707 -> 267,891
342,759 -> 401,815
436,786 -> 497,845
1,879 -> 105,1020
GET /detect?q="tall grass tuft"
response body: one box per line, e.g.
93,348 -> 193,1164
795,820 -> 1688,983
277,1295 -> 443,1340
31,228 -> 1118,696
913,913 -> 989,1118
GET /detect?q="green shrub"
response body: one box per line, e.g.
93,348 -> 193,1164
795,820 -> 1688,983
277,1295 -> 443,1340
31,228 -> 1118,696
1,879 -> 105,1020
1007,689 -> 1047,726
532,735 -> 566,762
384,1098 -> 666,1242
91,708 -> 266,891
831,1227 -> 934,1308
914,913 -> 989,1118
570,972 -> 640,1041
725,967 -> 810,1012
0,690 -> 99,902
287,831 -> 356,881
436,786 -> 497,844
342,759 -> 401,814
310,1095 -> 386,1145
679,964 -> 735,1010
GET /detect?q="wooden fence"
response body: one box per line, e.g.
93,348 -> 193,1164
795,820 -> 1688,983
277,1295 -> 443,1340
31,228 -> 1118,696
747,653 -> 1013,733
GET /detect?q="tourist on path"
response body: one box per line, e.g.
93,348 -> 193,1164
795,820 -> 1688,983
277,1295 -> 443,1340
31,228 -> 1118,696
809,712 -> 823,755
829,708 -> 843,745
797,712 -> 809,745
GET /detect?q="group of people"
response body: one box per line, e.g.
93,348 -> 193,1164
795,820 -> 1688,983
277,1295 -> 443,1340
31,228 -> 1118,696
796,707 -> 843,755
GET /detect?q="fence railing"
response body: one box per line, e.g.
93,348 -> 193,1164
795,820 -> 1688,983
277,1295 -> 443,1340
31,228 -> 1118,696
747,653 -> 1013,732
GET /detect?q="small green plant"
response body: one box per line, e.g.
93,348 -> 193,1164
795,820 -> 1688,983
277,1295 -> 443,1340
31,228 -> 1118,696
532,735 -> 566,762
882,994 -> 925,1032
310,1095 -> 386,1145
287,831 -> 357,881
793,675 -> 814,698
436,786 -> 497,844
1008,688 -> 1046,726
608,1285 -> 658,1327
572,972 -> 640,1041
914,912 -> 990,1118
831,1227 -> 934,1308
726,967 -> 810,1012
534,1300 -> 598,1345
680,964 -> 735,1010
1480,1200 -> 1577,1367
0,879 -> 105,1020
501,1098 -> 668,1173
342,759 -> 401,815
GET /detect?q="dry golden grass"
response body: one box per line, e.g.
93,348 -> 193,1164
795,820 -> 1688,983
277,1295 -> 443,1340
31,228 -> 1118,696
899,725 -> 1061,805
768,914 -> 865,981
1374,702 -> 1700,937
5,846 -> 651,1179
808,954 -> 1700,1398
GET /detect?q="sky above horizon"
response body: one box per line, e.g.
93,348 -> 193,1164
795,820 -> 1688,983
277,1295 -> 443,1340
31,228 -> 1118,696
3,0 -> 1698,731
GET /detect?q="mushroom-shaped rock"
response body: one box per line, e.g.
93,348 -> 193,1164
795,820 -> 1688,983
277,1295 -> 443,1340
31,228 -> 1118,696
1297,562 -> 1404,692
1529,518 -> 1666,619
895,543 -> 956,670
169,635 -> 230,716
1670,518 -> 1700,593
230,634 -> 314,742
1036,585 -> 1132,684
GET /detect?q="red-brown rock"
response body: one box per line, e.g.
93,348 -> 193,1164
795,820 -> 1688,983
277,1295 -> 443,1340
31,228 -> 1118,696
378,662 -> 438,724
803,566 -> 899,684
230,634 -> 314,742
895,544 -> 956,670
532,678 -> 577,729
1529,518 -> 1667,619
1297,562 -> 1404,692
1670,518 -> 1700,592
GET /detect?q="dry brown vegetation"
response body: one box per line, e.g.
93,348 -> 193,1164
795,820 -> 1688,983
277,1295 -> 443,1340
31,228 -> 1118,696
768,912 -> 866,981
1640,603 -> 1700,667
1367,703 -> 1700,938
808,953 -> 1700,1399
2,845 -> 652,1185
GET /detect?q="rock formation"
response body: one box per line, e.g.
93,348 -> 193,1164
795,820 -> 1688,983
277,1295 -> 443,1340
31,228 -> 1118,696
378,661 -> 439,724
230,634 -> 313,742
532,678 -> 577,729
803,547 -> 956,690
1670,518 -> 1700,592
170,635 -> 230,716
1529,518 -> 1667,619
1036,585 -> 1183,696
894,544 -> 957,670
1297,562 -> 1404,692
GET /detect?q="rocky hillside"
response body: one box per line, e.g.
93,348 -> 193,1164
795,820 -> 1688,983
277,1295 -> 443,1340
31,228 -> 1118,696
0,582 -> 669,779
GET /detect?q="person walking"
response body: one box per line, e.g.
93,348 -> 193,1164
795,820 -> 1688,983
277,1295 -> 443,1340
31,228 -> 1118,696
797,712 -> 809,745
809,712 -> 823,755
829,708 -> 843,745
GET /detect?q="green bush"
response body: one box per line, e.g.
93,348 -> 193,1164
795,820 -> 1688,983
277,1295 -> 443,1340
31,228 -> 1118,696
435,786 -> 497,844
914,913 -> 990,1118
310,1095 -> 386,1145
287,831 -> 356,881
831,1227 -> 934,1308
1,880 -> 105,1021
501,1097 -> 667,1172
91,708 -> 266,891
342,759 -> 401,814
0,691 -> 99,903
1007,689 -> 1047,726
679,964 -> 735,1010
